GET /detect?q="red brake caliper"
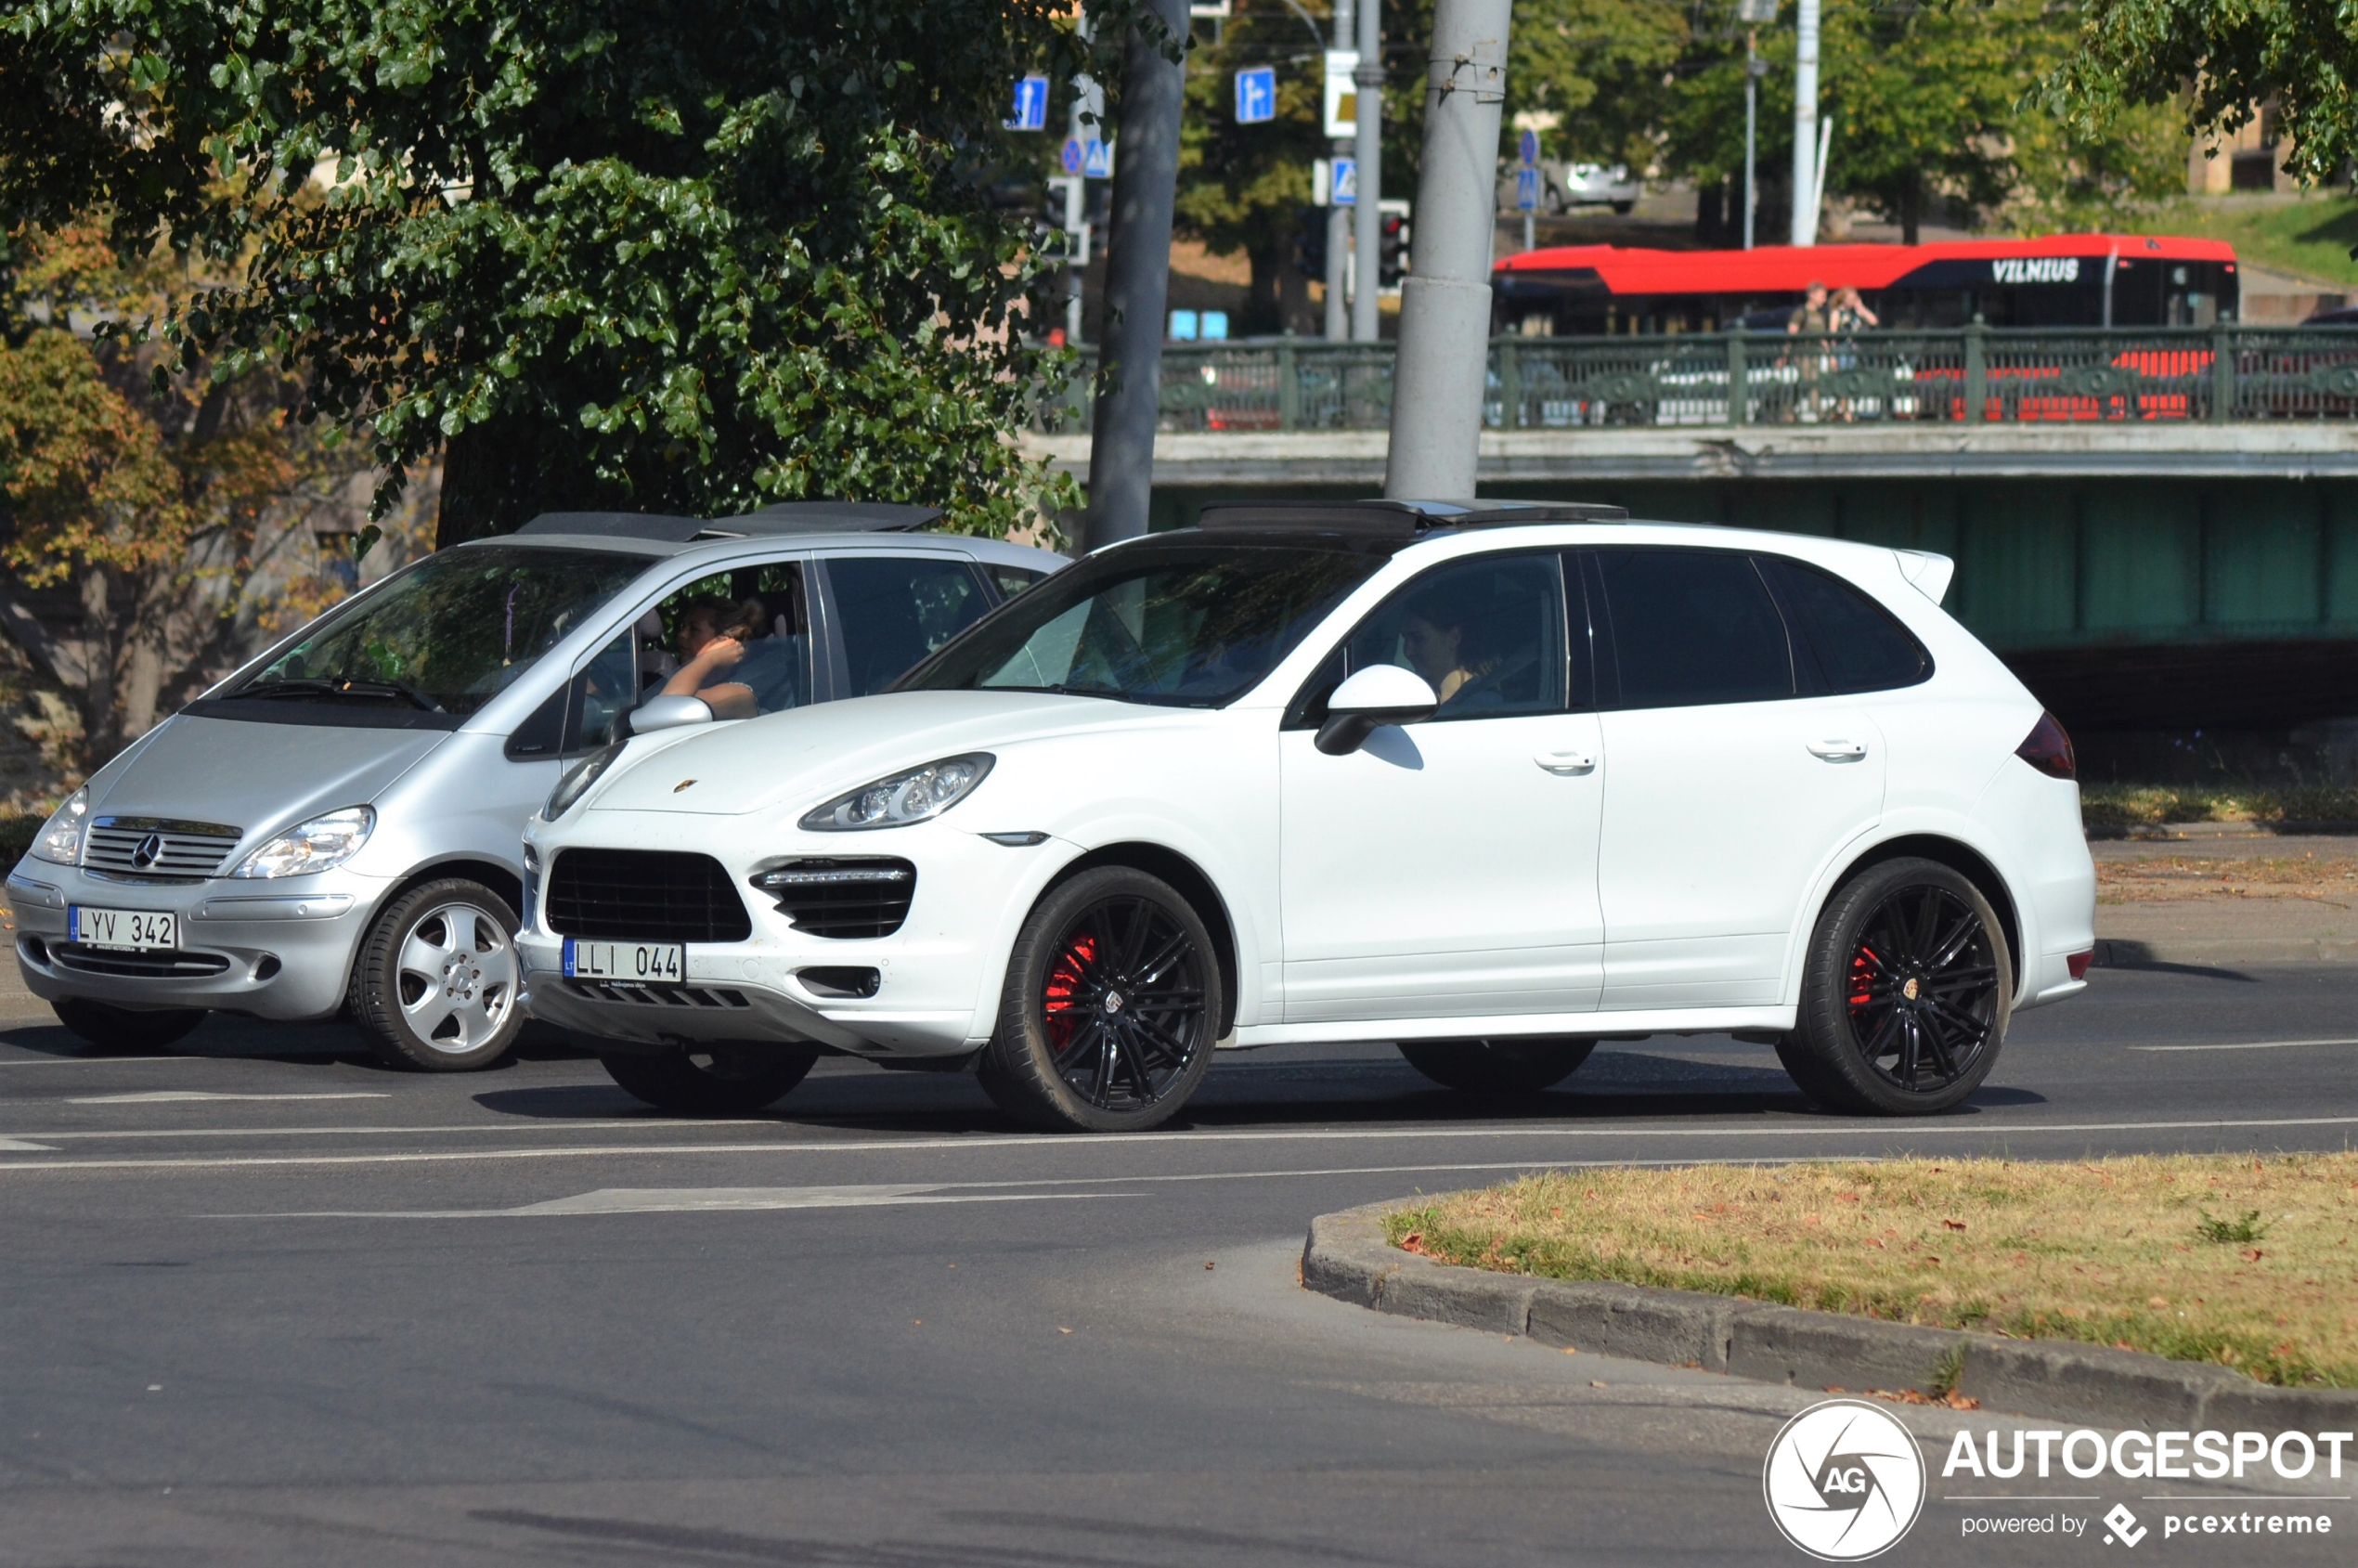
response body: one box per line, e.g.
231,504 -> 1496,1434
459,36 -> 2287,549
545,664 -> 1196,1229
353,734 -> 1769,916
1847,946 -> 1878,1011
1043,934 -> 1097,1054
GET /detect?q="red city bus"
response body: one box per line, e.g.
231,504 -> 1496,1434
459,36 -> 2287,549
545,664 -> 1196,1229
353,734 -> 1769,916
1491,235 -> 2239,337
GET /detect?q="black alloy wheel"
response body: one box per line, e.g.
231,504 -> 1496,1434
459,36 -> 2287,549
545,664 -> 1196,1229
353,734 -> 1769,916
978,867 -> 1221,1133
1783,857 -> 2012,1116
1397,1038 -> 1596,1094
598,1042 -> 820,1116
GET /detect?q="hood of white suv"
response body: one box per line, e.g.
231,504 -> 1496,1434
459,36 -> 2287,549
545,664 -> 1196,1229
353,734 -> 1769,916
583,689 -> 1170,818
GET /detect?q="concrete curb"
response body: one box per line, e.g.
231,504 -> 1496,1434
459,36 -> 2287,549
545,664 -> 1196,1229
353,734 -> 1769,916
1302,1201 -> 2358,1433
2092,937 -> 2358,968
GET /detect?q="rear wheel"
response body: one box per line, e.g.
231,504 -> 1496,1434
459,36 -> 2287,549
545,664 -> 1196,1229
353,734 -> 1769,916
978,867 -> 1221,1133
51,997 -> 205,1053
1397,1038 -> 1595,1093
351,878 -> 524,1072
599,1043 -> 818,1116
1785,857 -> 2012,1115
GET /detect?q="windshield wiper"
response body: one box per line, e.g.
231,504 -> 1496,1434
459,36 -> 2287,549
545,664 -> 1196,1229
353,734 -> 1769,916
239,677 -> 445,713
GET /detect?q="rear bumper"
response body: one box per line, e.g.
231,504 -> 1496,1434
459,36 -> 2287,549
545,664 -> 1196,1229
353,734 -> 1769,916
6,862 -> 379,1020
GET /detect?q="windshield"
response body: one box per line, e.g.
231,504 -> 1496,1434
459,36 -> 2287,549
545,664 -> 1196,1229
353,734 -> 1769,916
900,542 -> 1384,706
233,546 -> 647,716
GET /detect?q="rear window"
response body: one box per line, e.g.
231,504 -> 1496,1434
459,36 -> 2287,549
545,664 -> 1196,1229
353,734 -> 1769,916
1592,548 -> 1794,709
1756,556 -> 1932,693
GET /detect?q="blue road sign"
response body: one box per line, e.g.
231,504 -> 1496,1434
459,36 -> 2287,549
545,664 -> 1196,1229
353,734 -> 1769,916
1235,67 -> 1276,124
1519,127 -> 1540,167
1331,156 -> 1356,206
1007,75 -> 1049,132
1515,166 -> 1542,212
1082,136 -> 1113,179
1059,136 -> 1085,175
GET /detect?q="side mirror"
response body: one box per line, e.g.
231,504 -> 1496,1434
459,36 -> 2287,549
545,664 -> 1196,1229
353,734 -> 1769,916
628,693 -> 715,735
1315,665 -> 1439,756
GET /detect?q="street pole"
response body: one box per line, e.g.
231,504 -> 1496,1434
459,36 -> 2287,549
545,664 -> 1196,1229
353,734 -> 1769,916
1383,0 -> 1509,501
1743,31 -> 1758,251
1351,0 -> 1382,343
1082,0 -> 1189,551
1326,0 -> 1353,342
1790,0 -> 1819,247
1064,58 -> 1102,345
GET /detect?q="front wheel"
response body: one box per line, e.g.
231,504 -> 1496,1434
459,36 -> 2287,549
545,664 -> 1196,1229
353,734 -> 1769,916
1397,1038 -> 1595,1093
599,1043 -> 818,1116
51,997 -> 205,1053
351,878 -> 524,1071
978,867 -> 1223,1133
1784,857 -> 2012,1115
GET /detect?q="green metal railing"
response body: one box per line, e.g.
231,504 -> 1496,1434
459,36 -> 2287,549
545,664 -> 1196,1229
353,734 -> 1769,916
1037,327 -> 2358,433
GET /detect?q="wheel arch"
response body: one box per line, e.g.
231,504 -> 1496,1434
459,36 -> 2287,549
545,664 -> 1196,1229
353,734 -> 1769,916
1821,834 -> 2023,993
380,857 -> 525,920
1041,841 -> 1241,1037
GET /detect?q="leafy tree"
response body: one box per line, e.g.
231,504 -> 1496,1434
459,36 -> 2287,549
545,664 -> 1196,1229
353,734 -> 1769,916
1508,0 -> 1690,174
2044,0 -> 2354,188
1173,7 -> 1329,335
0,2 -> 1112,548
0,218 -> 344,768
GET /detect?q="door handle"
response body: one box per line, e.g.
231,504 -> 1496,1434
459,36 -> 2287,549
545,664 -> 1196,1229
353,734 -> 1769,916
1807,739 -> 1868,761
1535,749 -> 1596,774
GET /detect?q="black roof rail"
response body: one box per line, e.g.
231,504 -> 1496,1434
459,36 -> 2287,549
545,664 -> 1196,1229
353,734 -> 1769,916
1193,499 -> 1626,538
512,502 -> 945,543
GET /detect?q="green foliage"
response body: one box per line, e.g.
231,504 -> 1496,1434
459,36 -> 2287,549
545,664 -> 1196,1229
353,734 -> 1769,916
2046,0 -> 2358,189
0,2 -> 1115,543
1173,6 -> 1329,330
2155,193 -> 2358,288
2196,1208 -> 2271,1245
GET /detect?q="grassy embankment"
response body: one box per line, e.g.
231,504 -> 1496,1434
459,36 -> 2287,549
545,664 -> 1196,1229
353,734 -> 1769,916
1389,1155 -> 2358,1389
2079,782 -> 2358,827
2156,193 -> 2358,291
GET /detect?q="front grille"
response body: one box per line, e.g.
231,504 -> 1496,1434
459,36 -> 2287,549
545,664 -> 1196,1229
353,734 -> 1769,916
750,858 -> 915,939
84,817 -> 243,879
546,849 -> 753,942
562,978 -> 752,1009
52,942 -> 233,978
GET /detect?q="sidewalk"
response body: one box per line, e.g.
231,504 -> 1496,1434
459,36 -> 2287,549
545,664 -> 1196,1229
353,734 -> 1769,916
2092,828 -> 2358,967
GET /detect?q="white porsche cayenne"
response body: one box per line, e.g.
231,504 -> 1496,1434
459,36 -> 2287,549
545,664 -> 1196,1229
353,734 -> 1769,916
518,500 -> 2095,1133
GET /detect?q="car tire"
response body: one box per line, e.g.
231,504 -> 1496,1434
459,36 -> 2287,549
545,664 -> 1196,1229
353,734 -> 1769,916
598,1043 -> 819,1116
1397,1038 -> 1594,1093
1785,857 -> 2013,1116
351,878 -> 525,1072
978,866 -> 1223,1134
1611,200 -> 1635,214
51,997 -> 205,1053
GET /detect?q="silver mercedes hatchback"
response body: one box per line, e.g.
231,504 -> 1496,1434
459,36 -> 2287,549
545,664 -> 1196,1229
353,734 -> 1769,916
6,503 -> 1064,1069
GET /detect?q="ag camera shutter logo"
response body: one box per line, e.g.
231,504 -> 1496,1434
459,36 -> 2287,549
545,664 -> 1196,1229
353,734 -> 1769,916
1763,1399 -> 1926,1561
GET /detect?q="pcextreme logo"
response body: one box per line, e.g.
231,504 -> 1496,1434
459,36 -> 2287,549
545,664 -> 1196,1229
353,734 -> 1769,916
1764,1399 -> 1927,1561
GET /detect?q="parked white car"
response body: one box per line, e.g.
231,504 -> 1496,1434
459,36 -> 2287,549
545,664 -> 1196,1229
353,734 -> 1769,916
519,501 -> 2095,1132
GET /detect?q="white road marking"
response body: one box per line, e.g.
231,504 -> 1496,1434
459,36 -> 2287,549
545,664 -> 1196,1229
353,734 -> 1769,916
225,1183 -> 1136,1219
0,1120 -> 744,1143
66,1092 -> 392,1105
2128,1036 -> 2358,1053
6,1112 -> 2358,1174
0,1137 -> 56,1151
0,1056 -> 182,1067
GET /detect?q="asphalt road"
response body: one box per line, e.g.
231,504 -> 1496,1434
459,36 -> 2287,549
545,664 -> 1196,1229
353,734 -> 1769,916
2,962 -> 2353,1567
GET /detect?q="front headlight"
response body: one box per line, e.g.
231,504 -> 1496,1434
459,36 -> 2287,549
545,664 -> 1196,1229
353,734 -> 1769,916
228,807 -> 375,879
798,754 -> 995,832
546,743 -> 625,820
30,786 -> 90,865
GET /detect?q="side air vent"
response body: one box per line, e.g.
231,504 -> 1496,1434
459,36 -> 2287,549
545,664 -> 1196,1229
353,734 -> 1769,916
750,859 -> 915,940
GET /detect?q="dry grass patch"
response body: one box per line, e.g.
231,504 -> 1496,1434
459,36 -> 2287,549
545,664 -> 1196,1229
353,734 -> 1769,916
1387,1155 -> 2358,1389
2097,853 -> 2358,903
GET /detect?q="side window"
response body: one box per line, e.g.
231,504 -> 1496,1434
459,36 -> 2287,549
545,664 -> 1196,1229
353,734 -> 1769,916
642,560 -> 813,720
565,628 -> 639,752
830,556 -> 992,697
1593,549 -> 1794,709
1291,552 -> 1569,725
1755,555 -> 1933,693
989,564 -> 1047,600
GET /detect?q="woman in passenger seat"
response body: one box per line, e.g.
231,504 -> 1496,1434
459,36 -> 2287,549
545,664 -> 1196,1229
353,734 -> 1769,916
660,597 -> 764,719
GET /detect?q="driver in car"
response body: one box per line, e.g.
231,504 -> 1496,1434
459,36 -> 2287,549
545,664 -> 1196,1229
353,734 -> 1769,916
660,597 -> 764,719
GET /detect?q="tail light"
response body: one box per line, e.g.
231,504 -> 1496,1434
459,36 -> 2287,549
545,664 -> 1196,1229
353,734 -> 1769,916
2016,711 -> 2076,780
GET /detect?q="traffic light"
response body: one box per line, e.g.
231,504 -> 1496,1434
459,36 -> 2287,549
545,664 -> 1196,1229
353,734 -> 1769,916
1379,212 -> 1407,288
1294,206 -> 1328,279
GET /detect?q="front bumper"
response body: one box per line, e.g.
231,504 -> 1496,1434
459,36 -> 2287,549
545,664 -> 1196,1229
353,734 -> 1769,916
7,862 -> 382,1020
518,811 -> 1059,1059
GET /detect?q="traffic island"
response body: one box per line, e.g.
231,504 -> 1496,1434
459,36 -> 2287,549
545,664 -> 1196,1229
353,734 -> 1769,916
1302,1155 -> 2358,1432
